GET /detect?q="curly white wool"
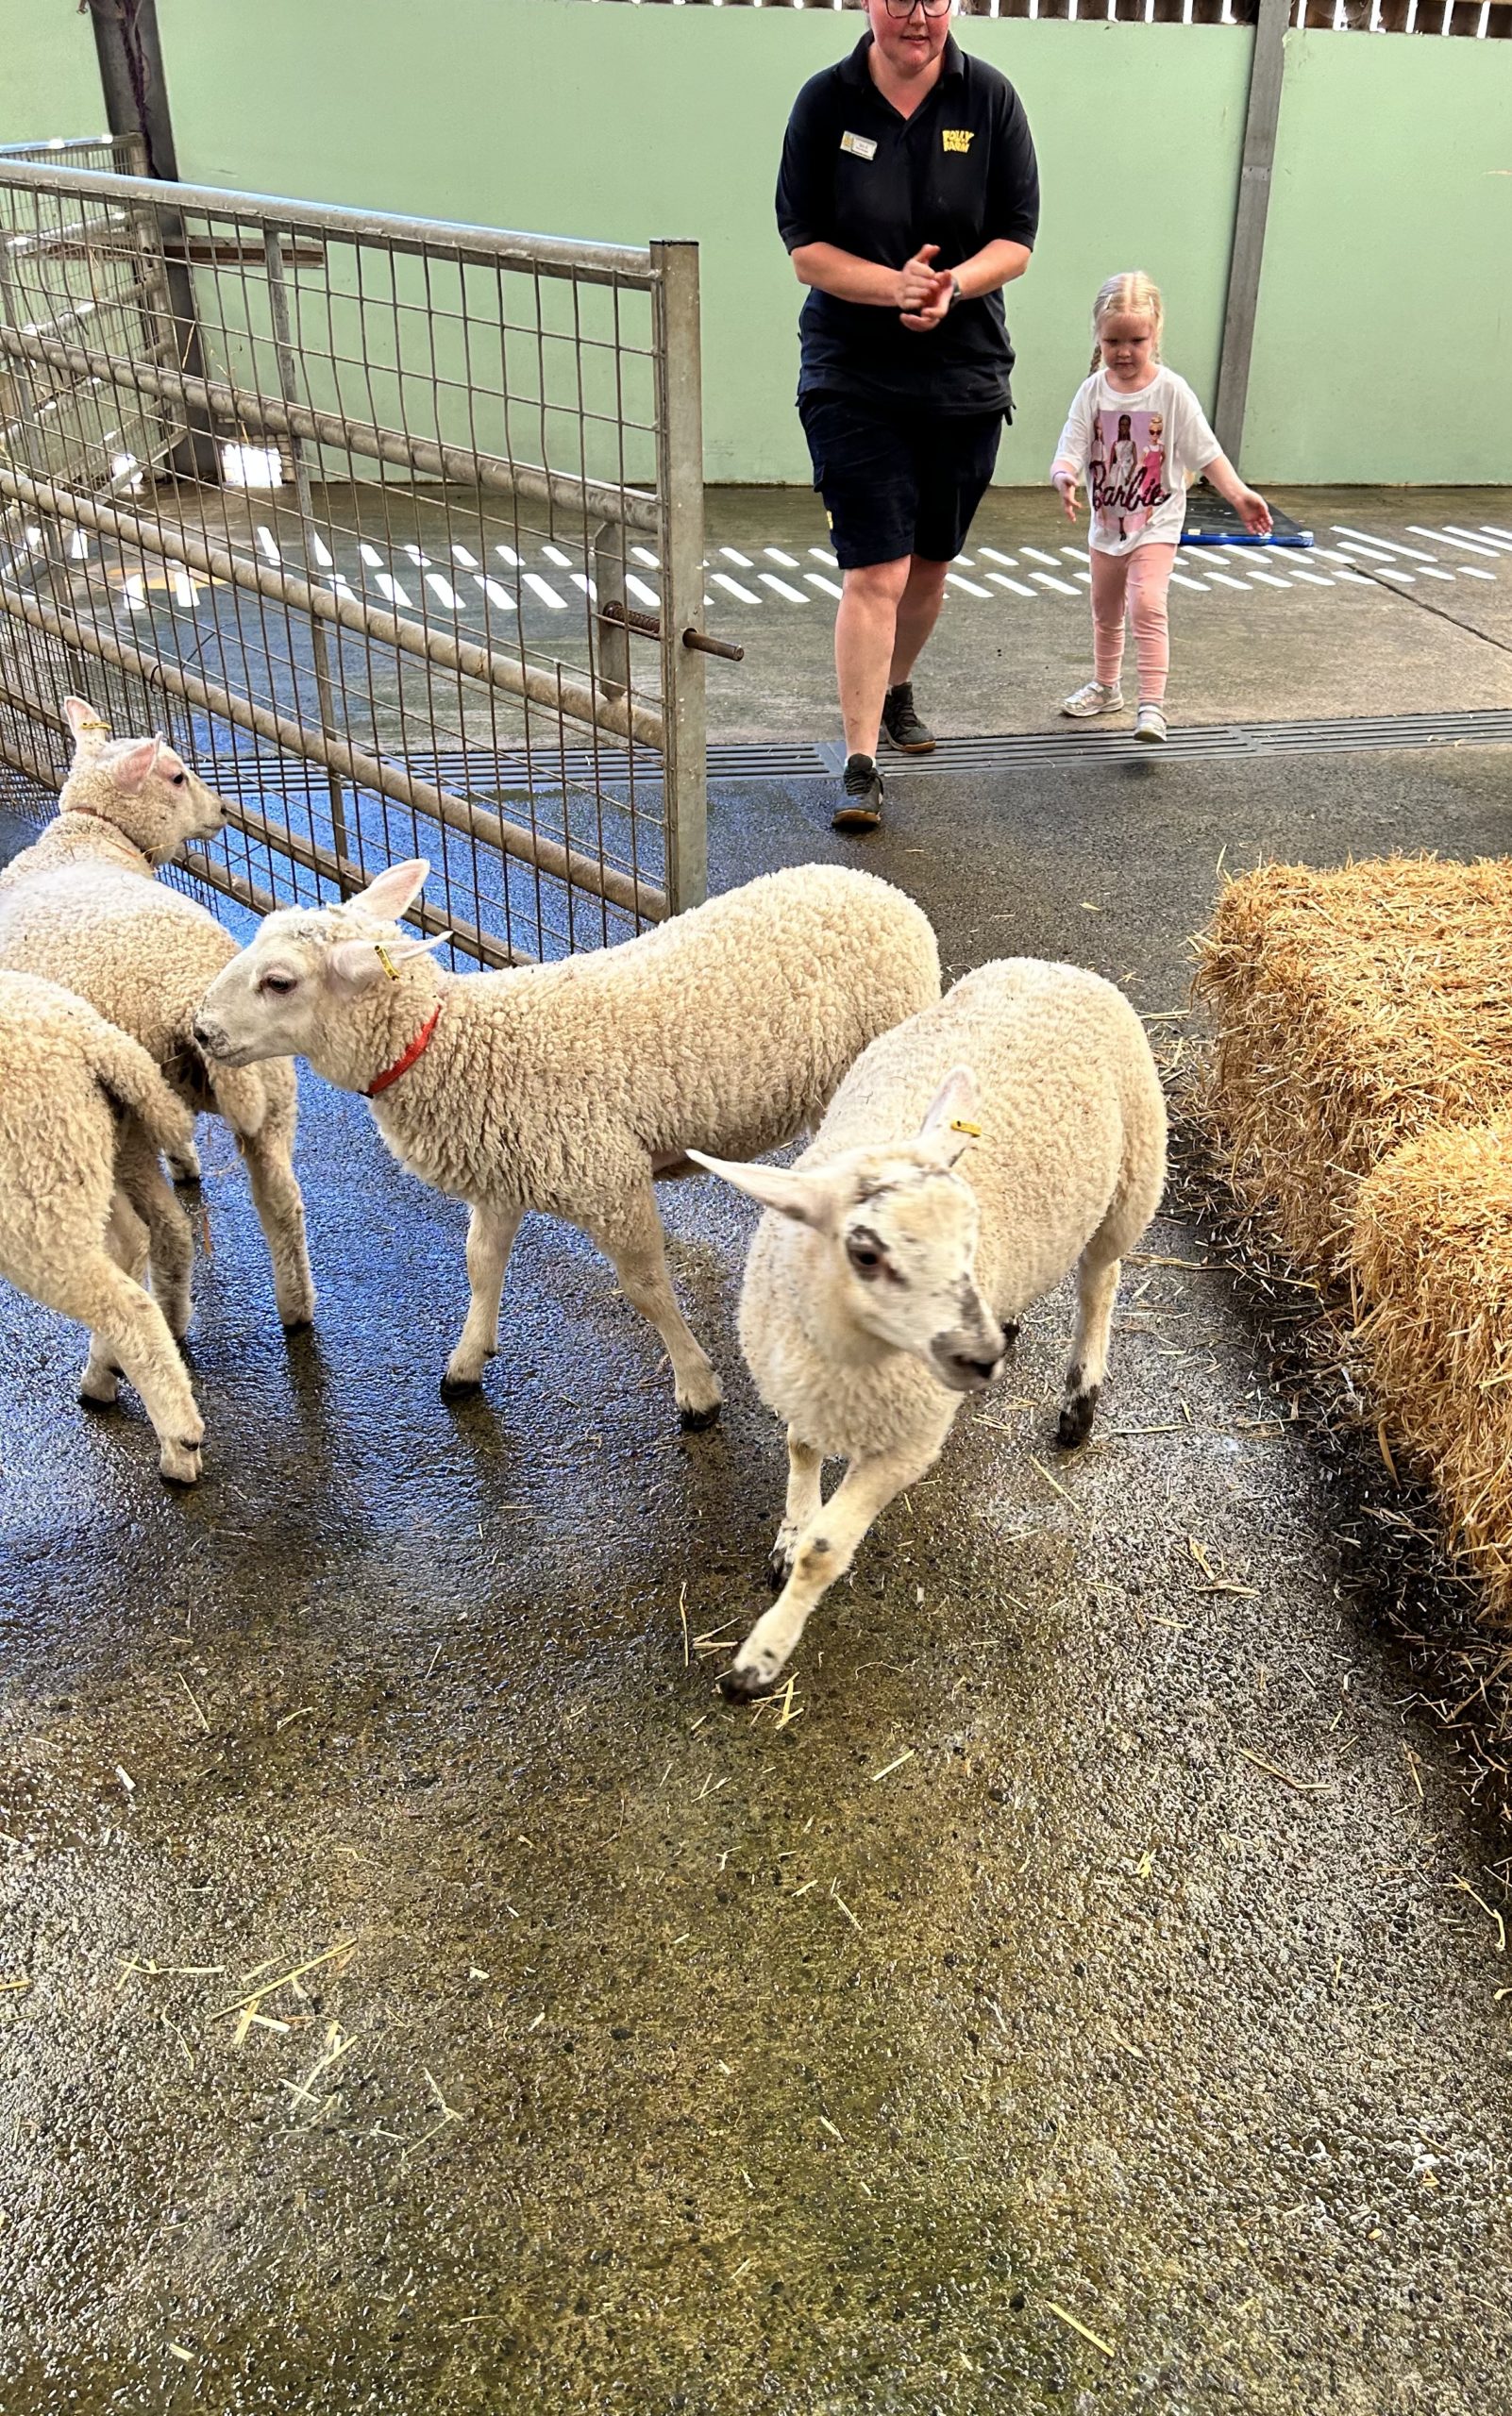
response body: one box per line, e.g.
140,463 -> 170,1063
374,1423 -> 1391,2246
0,969 -> 204,1485
193,855 -> 943,1426
694,958 -> 1168,1698
0,698 -> 315,1328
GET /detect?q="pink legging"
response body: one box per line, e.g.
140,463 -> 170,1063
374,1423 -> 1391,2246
1090,542 -> 1176,704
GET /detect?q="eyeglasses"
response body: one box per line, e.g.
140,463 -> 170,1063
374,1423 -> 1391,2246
882,0 -> 952,18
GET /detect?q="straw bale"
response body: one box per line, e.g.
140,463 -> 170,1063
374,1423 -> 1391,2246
1193,855 -> 1512,1277
1353,1116 -> 1512,1624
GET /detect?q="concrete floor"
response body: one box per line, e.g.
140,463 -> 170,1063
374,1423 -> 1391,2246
700,483 -> 1512,743
3,553 -> 1512,2411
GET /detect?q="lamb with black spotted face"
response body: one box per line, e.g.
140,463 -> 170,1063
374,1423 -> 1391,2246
787,1132 -> 1007,1399
693,956 -> 1168,1703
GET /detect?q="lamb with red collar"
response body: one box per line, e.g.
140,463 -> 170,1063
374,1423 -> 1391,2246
193,855 -> 941,1429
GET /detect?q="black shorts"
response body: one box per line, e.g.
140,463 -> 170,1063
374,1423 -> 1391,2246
798,391 -> 1005,572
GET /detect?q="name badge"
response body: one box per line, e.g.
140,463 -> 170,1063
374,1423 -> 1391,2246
840,131 -> 878,161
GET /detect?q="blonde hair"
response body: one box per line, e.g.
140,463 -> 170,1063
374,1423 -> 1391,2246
1089,271 -> 1164,375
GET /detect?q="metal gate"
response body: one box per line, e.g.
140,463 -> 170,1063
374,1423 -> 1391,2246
0,143 -> 709,965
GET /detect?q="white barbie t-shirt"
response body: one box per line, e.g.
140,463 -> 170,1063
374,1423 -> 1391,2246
1051,367 -> 1222,557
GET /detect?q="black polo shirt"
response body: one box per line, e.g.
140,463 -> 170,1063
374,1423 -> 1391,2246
775,32 -> 1038,418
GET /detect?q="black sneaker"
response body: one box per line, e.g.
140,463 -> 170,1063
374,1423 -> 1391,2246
881,681 -> 936,754
832,753 -> 883,834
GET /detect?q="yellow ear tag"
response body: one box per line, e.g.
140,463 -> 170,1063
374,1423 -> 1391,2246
949,1117 -> 982,1138
76,715 -> 110,735
374,941 -> 400,981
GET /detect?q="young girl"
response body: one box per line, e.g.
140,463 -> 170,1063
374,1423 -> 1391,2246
1050,271 -> 1271,743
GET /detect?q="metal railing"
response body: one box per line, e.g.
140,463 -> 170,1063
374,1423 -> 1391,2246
0,148 -> 709,964
577,0 -> 1510,29
0,134 -> 147,169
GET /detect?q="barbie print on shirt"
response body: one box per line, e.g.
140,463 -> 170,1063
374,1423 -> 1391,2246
1090,403 -> 1169,544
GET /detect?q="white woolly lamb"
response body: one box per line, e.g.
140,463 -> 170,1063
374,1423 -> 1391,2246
192,855 -> 941,1427
0,970 -> 204,1485
692,958 -> 1168,1699
0,697 -> 315,1327
1,696 -> 228,892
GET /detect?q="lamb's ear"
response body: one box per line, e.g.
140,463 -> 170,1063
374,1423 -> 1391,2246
328,931 -> 446,993
109,734 -> 163,793
64,696 -> 109,744
687,1149 -> 843,1233
917,1065 -> 981,1166
348,858 -> 430,926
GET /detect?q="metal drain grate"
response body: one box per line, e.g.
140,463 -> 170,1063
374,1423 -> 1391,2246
831,708 -> 1512,779
143,708 -> 1512,821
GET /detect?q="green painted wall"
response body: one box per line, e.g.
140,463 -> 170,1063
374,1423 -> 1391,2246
1245,32 -> 1512,484
153,2 -> 1249,484
2,2 -> 1508,483
11,0 -> 1250,483
0,0 -> 107,143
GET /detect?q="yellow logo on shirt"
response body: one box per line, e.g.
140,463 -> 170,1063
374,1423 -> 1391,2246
942,128 -> 974,156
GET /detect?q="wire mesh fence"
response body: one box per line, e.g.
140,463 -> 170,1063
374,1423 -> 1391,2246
0,150 -> 708,965
0,134 -> 148,171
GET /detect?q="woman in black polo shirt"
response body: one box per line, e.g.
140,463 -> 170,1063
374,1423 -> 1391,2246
777,0 -> 1038,830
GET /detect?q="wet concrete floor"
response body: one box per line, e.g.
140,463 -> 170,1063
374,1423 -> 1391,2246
3,738 -> 1512,2413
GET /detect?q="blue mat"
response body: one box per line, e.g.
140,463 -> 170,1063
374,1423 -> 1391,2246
1180,484 -> 1314,549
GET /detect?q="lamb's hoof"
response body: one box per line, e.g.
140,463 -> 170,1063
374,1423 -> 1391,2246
159,1437 -> 203,1486
718,1660 -> 781,1704
1000,1320 -> 1020,1351
168,1150 -> 202,1187
78,1377 -> 120,1411
440,1368 -> 483,1400
1056,1386 -> 1100,1451
277,1279 -> 317,1331
766,1545 -> 795,1590
679,1400 -> 722,1434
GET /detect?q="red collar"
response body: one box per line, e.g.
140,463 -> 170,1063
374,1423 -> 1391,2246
365,1004 -> 442,1098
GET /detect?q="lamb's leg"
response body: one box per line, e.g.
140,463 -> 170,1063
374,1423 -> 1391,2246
116,1118 -> 194,1340
79,1189 -> 150,1404
768,1430 -> 824,1586
1057,1244 -> 1121,1450
442,1201 -> 523,1396
51,1252 -> 203,1484
241,1122 -> 317,1329
721,1437 -> 940,1703
588,1183 -> 722,1430
1059,1116 -> 1167,1450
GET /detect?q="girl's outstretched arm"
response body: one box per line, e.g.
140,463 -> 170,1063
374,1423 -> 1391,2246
1050,461 -> 1082,521
1050,385 -> 1093,521
1203,450 -> 1272,536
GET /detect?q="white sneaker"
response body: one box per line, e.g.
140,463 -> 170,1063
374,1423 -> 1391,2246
1062,680 -> 1123,718
1134,704 -> 1168,744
